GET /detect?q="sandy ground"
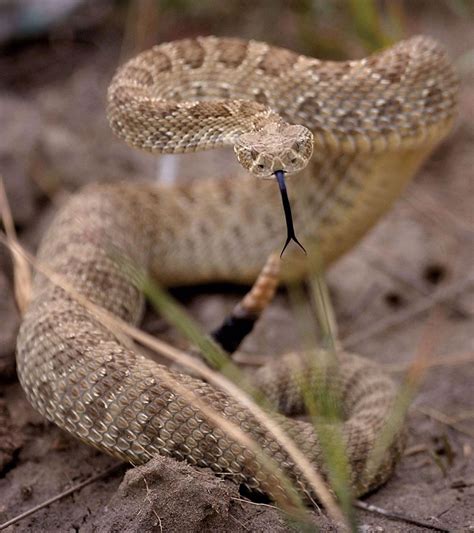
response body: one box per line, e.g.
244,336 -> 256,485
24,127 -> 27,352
0,4 -> 473,532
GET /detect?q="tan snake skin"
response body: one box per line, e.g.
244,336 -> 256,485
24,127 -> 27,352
16,36 -> 458,499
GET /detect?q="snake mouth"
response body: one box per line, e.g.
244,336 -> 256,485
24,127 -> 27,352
274,170 -> 306,257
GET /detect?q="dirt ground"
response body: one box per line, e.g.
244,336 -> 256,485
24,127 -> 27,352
0,3 -> 473,532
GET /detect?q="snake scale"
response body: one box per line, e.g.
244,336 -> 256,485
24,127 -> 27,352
16,36 -> 458,499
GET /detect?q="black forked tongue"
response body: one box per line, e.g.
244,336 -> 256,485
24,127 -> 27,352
275,170 -> 307,257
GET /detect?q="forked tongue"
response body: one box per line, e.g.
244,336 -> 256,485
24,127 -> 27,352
275,170 -> 306,257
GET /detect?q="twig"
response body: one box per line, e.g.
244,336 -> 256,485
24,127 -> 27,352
0,174 -> 32,313
140,472 -> 163,533
231,497 -> 279,511
233,352 -> 270,366
415,405 -> 474,439
404,444 -> 428,456
342,276 -> 473,348
237,341 -> 474,374
364,308 -> 445,482
0,464 -> 123,531
451,409 -> 474,423
230,513 -> 250,531
385,351 -> 474,373
355,500 -> 452,532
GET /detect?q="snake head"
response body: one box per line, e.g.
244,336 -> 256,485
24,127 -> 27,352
234,122 -> 312,256
234,123 -> 314,179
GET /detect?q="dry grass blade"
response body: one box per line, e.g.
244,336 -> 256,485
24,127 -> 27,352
306,268 -> 356,530
310,269 -> 339,351
288,253 -> 356,529
136,271 -> 244,379
0,234 -> 347,527
119,262 -> 348,525
415,405 -> 474,439
365,308 -> 447,480
137,364 -> 309,517
120,0 -> 160,61
385,351 -> 474,373
0,175 -> 32,314
354,500 -> 452,532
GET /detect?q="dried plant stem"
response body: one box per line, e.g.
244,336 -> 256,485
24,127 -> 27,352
0,175 -> 32,313
0,464 -> 123,531
235,349 -> 474,373
365,308 -> 445,482
307,269 -> 355,529
415,405 -> 474,439
0,234 -> 346,527
385,350 -> 474,373
139,367 -> 308,515
354,500 -> 452,532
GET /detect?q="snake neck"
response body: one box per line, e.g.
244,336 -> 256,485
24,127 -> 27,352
286,138 -> 444,276
105,34 -> 458,285
107,80 -> 282,155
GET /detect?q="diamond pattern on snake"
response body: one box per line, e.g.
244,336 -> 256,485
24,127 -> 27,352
16,35 -> 458,499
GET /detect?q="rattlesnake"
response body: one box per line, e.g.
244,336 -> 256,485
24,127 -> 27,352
16,36 -> 458,499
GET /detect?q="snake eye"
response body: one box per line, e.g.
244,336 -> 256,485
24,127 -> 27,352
257,164 -> 265,170
291,158 -> 297,165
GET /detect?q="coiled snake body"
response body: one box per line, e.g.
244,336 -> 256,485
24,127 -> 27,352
17,36 -> 458,498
